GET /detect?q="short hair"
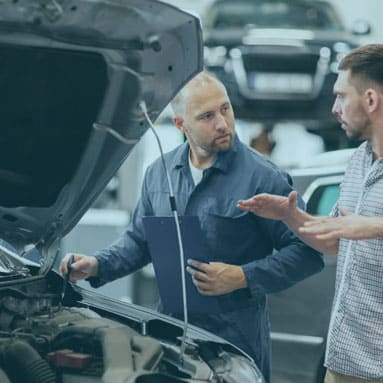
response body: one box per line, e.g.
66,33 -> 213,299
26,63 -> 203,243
339,44 -> 383,91
170,70 -> 226,116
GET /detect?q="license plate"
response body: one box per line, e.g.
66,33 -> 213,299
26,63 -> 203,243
253,73 -> 313,94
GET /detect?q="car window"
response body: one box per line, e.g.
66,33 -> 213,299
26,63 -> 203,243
307,183 -> 340,215
205,0 -> 344,31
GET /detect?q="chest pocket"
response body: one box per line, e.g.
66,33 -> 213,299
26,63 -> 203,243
201,203 -> 257,263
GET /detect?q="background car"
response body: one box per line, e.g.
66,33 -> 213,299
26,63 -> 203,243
203,0 -> 370,150
268,148 -> 354,383
0,1 -> 264,382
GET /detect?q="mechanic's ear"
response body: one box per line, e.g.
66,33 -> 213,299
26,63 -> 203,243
173,116 -> 185,132
364,88 -> 379,113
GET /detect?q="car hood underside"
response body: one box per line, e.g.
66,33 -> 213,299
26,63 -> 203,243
0,0 -> 203,273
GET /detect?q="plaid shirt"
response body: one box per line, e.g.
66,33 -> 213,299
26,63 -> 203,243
326,141 -> 383,379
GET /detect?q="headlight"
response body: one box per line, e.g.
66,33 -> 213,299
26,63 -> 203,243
225,354 -> 266,383
204,46 -> 227,67
330,42 -> 352,73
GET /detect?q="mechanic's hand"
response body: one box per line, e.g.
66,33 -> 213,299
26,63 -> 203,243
186,260 -> 247,296
237,191 -> 298,221
59,253 -> 99,282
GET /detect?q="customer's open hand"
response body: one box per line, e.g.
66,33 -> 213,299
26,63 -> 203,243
300,208 -> 383,241
237,191 -> 298,221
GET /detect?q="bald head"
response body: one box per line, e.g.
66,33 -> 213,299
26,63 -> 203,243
171,71 -> 228,117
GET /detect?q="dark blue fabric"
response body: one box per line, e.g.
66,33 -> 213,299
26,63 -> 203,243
90,135 -> 324,382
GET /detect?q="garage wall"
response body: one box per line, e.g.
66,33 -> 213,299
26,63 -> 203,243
163,0 -> 212,17
331,0 -> 383,42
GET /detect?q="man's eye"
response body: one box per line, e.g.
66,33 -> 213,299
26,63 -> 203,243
201,113 -> 213,120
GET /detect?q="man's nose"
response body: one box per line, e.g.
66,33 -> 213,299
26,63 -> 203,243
214,113 -> 228,130
331,99 -> 339,116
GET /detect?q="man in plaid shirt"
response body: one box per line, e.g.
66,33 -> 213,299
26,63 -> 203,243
239,44 -> 383,383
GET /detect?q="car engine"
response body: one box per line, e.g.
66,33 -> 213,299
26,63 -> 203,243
0,272 -> 263,383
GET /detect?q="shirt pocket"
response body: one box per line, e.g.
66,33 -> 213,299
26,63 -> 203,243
353,239 -> 383,267
351,240 -> 383,305
203,208 -> 255,263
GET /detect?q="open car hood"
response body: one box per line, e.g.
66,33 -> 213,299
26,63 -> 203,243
0,0 -> 202,269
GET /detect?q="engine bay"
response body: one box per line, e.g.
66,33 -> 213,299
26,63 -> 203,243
0,274 -> 250,383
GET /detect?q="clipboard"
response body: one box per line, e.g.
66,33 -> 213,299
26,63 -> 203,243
143,215 -> 221,314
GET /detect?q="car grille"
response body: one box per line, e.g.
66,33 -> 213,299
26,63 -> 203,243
243,52 -> 319,73
230,45 -> 330,100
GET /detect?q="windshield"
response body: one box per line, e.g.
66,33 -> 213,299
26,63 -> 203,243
205,0 -> 345,31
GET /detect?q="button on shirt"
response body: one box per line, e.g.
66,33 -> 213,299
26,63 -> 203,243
326,141 -> 383,379
89,135 -> 323,382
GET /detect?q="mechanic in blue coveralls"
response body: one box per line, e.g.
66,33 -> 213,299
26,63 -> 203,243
60,71 -> 323,382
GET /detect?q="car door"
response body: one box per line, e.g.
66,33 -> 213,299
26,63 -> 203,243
269,174 -> 343,383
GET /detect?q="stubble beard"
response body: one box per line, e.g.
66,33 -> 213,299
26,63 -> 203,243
213,132 -> 233,152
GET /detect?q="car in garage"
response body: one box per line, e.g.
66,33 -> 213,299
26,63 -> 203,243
0,1 -> 264,382
268,148 -> 355,383
203,0 -> 370,149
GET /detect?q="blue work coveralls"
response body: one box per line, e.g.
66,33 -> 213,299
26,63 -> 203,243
90,135 -> 324,382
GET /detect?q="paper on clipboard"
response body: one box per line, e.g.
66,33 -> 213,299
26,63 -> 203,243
143,215 -> 221,314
